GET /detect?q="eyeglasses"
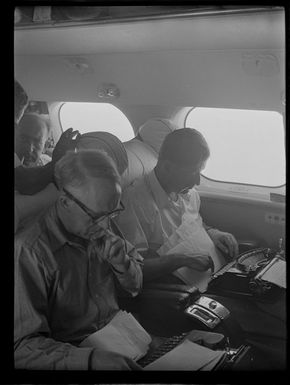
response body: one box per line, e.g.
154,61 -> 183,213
63,187 -> 125,223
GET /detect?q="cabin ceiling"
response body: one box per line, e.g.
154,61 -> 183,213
14,7 -> 285,112
15,7 -> 284,55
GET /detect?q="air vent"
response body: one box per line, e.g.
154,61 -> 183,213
64,57 -> 93,74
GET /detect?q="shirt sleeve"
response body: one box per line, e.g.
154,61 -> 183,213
14,184 -> 59,233
14,161 -> 54,195
110,221 -> 144,297
14,243 -> 94,370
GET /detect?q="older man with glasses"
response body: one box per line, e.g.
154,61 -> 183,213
14,149 -> 143,370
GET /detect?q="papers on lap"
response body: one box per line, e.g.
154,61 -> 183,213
144,339 -> 225,371
158,212 -> 226,292
79,310 -> 152,361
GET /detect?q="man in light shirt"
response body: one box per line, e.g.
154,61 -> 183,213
116,127 -> 286,369
117,128 -> 238,284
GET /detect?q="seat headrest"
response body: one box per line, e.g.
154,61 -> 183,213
123,138 -> 157,188
77,131 -> 128,176
138,118 -> 177,153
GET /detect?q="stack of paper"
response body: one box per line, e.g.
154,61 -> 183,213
144,339 -> 225,371
79,310 -> 152,361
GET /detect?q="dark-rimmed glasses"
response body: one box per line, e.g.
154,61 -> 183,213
63,187 -> 125,223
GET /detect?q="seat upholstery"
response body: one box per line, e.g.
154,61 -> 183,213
78,131 -> 128,176
138,118 -> 176,154
122,138 -> 157,188
122,118 -> 177,188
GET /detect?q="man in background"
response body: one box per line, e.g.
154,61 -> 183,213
15,113 -> 52,167
14,79 -> 79,232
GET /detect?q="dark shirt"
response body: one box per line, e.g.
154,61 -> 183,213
14,161 -> 54,195
14,204 -> 143,370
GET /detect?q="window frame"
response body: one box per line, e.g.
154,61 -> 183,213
58,101 -> 135,142
184,107 -> 286,189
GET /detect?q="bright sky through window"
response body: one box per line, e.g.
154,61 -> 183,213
186,108 -> 285,187
60,102 -> 134,142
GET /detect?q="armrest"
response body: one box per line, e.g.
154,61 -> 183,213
143,281 -> 198,295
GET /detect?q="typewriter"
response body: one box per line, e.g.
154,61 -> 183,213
182,242 -> 285,331
206,243 -> 286,301
137,331 -> 253,370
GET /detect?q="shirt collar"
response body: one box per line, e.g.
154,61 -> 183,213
146,169 -> 194,208
146,169 -> 172,209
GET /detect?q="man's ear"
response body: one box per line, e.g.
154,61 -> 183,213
59,194 -> 71,210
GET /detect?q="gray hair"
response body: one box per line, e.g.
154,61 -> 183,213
54,149 -> 121,190
19,113 -> 51,137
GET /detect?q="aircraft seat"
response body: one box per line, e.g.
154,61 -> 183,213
122,138 -> 157,188
138,118 -> 176,154
122,118 -> 176,188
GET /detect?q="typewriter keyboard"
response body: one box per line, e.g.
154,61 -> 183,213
137,333 -> 188,367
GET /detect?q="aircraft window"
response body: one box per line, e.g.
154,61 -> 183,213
59,102 -> 134,142
185,107 -> 285,187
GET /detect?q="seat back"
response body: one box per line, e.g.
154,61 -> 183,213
122,138 -> 157,188
122,118 -> 176,188
138,118 -> 176,153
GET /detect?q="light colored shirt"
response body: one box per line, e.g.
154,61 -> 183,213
14,204 -> 143,370
117,169 -> 204,252
117,170 -> 226,288
38,153 -> 52,166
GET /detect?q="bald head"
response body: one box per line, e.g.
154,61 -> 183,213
15,113 -> 50,166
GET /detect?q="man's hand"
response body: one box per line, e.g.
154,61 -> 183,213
90,349 -> 142,370
52,128 -> 81,163
207,229 -> 239,260
90,227 -> 128,270
179,254 -> 214,272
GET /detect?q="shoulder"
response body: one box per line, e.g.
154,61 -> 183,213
15,220 -> 53,269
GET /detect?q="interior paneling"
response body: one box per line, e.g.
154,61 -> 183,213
15,50 -> 284,111
199,192 -> 285,249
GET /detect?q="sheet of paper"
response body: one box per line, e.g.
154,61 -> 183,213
144,339 -> 225,371
199,351 -> 225,371
79,310 -> 152,360
260,258 -> 286,289
173,247 -> 226,292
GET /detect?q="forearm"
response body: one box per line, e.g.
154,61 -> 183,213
111,250 -> 144,297
142,254 -> 185,283
15,335 -> 94,370
14,162 -> 55,194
